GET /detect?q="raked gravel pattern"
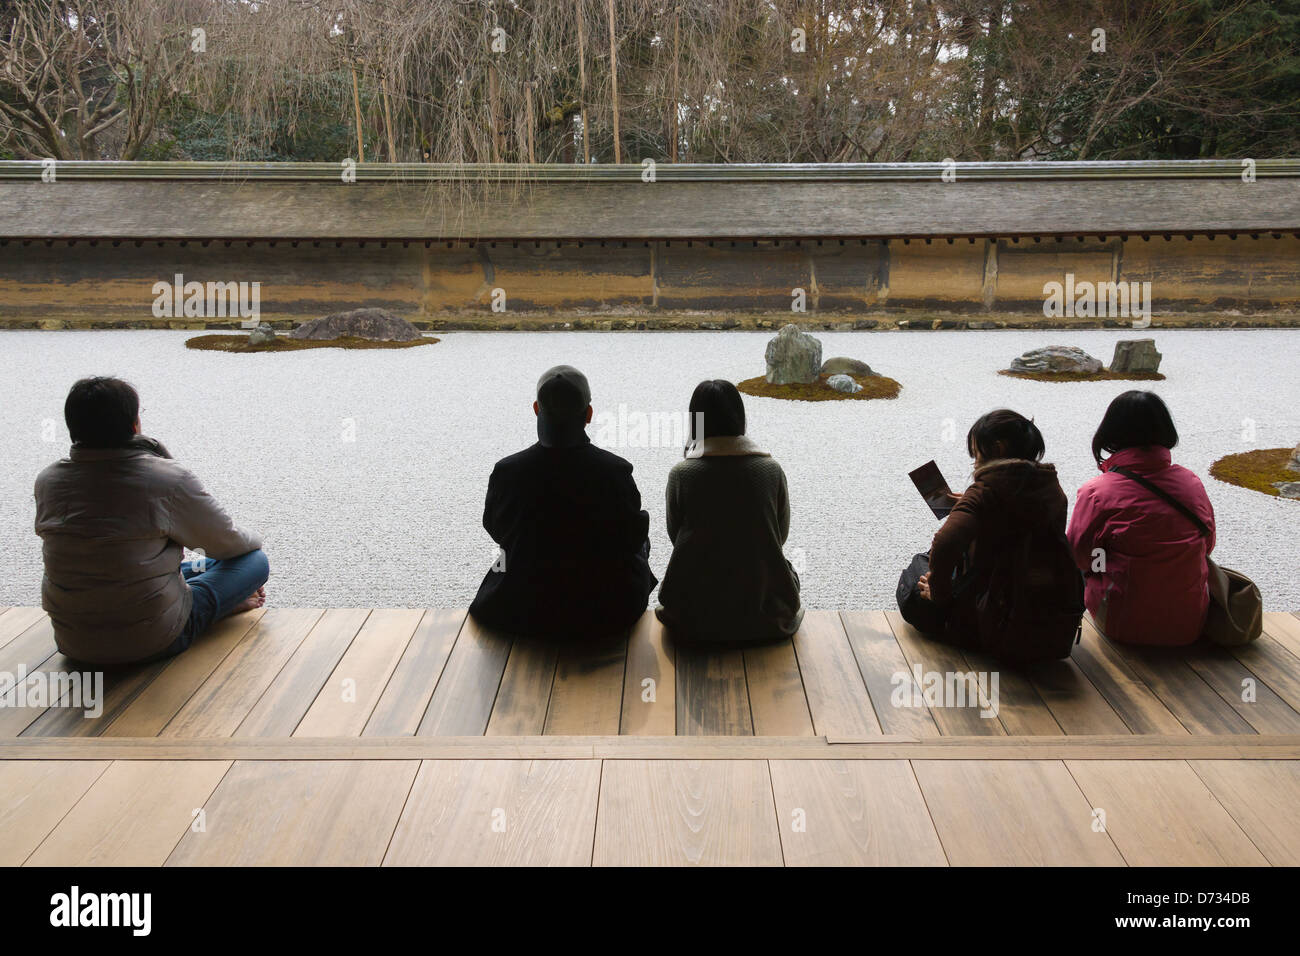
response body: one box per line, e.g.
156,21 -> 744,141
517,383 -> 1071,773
1,329 -> 1297,611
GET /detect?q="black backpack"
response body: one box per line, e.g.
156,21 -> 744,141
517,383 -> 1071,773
973,521 -> 1085,665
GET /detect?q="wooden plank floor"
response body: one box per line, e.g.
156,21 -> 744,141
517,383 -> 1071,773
1,606 -> 1297,866
5,607 -> 1299,742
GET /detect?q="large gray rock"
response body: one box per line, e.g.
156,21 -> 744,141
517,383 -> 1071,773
1010,346 -> 1103,375
1109,338 -> 1162,373
1288,442 -> 1300,474
826,373 -> 863,394
1273,481 -> 1300,500
290,308 -> 421,342
248,323 -> 277,346
765,324 -> 823,385
821,356 -> 874,377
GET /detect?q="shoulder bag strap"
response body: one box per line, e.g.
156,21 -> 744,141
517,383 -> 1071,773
1110,465 -> 1211,538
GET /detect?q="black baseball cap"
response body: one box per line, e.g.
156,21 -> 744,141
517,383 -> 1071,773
536,365 -> 592,447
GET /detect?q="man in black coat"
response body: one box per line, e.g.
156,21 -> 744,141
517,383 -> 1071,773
469,365 -> 657,640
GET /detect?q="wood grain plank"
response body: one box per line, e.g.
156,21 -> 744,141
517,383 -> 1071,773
100,609 -> 265,737
593,760 -> 783,866
416,614 -> 512,736
17,656 -> 167,738
769,760 -> 947,865
384,760 -> 601,866
21,610 -> 266,738
0,760 -> 110,865
959,646 -> 1064,736
1263,613 -> 1300,660
234,608 -> 370,737
912,759 -> 1125,865
364,609 -> 465,737
1066,760 -> 1268,866
165,759 -> 419,866
545,639 -> 628,736
1106,636 -> 1255,735
5,733 -> 1298,760
743,641 -> 815,736
485,639 -> 558,736
0,614 -> 57,678
885,612 -> 1006,736
1072,620 -> 1190,735
0,652 -> 88,737
0,607 -> 48,649
793,611 -> 880,736
1184,645 -> 1300,734
1026,657 -> 1132,735
25,760 -> 231,866
292,609 -> 423,738
159,609 -> 323,737
1190,760 -> 1300,866
675,647 -> 752,735
840,611 -> 940,737
1228,634 -> 1300,716
620,611 -> 675,735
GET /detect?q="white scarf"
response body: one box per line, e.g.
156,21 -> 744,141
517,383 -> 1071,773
684,435 -> 771,459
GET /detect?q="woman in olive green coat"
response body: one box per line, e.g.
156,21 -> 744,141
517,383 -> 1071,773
655,380 -> 803,645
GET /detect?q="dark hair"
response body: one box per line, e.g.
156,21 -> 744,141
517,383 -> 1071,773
1091,390 -> 1178,465
64,376 -> 139,448
966,408 -> 1045,462
688,379 -> 746,441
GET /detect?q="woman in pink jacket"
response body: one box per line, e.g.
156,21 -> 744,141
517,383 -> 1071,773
1067,391 -> 1215,646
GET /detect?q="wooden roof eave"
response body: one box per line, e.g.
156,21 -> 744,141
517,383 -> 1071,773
1,161 -> 1298,241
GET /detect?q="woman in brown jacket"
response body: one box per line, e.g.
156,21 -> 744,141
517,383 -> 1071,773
897,409 -> 1069,650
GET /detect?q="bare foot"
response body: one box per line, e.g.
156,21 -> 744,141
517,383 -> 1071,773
228,587 -> 266,617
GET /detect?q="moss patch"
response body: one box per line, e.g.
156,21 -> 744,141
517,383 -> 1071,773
736,373 -> 902,402
998,369 -> 1166,383
1209,448 -> 1298,499
185,334 -> 438,352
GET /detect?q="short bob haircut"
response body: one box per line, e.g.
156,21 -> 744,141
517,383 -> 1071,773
65,376 -> 139,448
1091,390 -> 1178,465
966,408 -> 1045,462
688,379 -> 746,442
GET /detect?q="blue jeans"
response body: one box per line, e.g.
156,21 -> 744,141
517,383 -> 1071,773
143,550 -> 270,663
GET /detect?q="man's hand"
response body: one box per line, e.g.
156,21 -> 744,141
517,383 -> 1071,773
917,571 -> 932,602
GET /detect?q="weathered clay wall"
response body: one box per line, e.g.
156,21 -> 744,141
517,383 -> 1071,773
1,233 -> 1298,328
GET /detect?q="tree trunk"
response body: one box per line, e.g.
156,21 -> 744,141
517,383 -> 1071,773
524,81 -> 536,163
669,9 -> 680,162
607,0 -> 621,163
381,72 -> 398,162
351,66 -> 366,162
576,0 -> 591,163
489,66 -> 504,162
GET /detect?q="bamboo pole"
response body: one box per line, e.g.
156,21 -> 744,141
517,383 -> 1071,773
351,66 -> 365,162
576,0 -> 590,164
606,0 -> 620,163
